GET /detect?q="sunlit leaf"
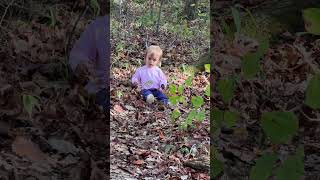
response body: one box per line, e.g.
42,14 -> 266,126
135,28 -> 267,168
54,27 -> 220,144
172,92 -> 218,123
205,84 -> 210,97
195,110 -> 206,122
179,96 -> 186,104
178,85 -> 184,94
191,96 -> 204,108
204,64 -> 210,73
116,91 -> 123,99
169,95 -> 180,105
169,84 -> 177,94
185,76 -> 193,87
171,108 -> 181,119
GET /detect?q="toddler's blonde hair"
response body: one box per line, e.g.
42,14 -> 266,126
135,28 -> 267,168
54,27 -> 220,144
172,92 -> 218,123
145,45 -> 163,66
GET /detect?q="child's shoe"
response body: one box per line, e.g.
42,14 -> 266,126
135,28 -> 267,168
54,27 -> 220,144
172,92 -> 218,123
146,94 -> 155,104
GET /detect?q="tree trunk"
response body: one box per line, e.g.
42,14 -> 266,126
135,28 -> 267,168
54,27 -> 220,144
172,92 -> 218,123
155,0 -> 164,34
184,0 -> 198,21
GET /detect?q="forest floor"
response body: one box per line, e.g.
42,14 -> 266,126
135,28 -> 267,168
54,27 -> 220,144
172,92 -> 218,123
1,0 -> 318,180
212,2 -> 320,179
110,30 -> 210,179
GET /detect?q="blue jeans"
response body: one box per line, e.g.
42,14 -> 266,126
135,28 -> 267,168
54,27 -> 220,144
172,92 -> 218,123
141,89 -> 168,104
95,88 -> 109,112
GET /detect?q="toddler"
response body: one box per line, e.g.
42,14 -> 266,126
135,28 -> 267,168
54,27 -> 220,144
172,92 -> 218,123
131,45 -> 169,105
69,15 -> 109,112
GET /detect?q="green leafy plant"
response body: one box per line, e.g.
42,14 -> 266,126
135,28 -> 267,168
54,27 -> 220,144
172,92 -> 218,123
303,8 -> 320,35
90,0 -> 100,16
231,7 -> 241,36
116,90 -> 123,99
195,109 -> 206,122
212,7 -> 307,178
275,147 -> 304,180
216,76 -> 235,104
191,96 -> 204,108
212,107 -> 223,128
224,110 -> 239,128
48,8 -> 56,27
241,38 -> 269,79
169,64 -> 209,130
204,63 -> 210,73
249,153 -> 277,180
22,94 -> 40,118
116,41 -> 125,53
136,13 -> 157,27
261,111 -> 299,144
169,84 -> 177,94
169,95 -> 180,106
178,85 -> 184,95
221,19 -> 234,40
185,76 -> 193,87
171,108 -> 181,120
205,84 -> 210,97
305,73 -> 320,109
211,158 -> 224,177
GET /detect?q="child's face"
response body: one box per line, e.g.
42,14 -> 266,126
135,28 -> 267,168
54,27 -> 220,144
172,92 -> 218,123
146,52 -> 160,68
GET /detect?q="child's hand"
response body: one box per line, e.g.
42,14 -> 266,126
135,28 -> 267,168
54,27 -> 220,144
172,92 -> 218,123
160,84 -> 166,91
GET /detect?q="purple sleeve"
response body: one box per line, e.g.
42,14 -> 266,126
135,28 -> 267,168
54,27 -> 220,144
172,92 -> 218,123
131,69 -> 140,84
159,69 -> 167,88
69,21 -> 97,72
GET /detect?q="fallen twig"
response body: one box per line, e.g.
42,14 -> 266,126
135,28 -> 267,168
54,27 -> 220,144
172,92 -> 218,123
183,159 -> 210,172
0,0 -> 15,27
299,108 -> 320,122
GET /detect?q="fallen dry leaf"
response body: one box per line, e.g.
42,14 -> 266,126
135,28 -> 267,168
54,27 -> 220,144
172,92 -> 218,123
159,130 -> 165,140
113,104 -> 125,113
154,112 -> 165,118
12,136 -> 48,162
133,159 -> 144,165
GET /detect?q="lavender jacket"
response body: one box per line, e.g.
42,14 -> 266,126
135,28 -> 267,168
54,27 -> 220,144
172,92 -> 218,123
69,16 -> 109,94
